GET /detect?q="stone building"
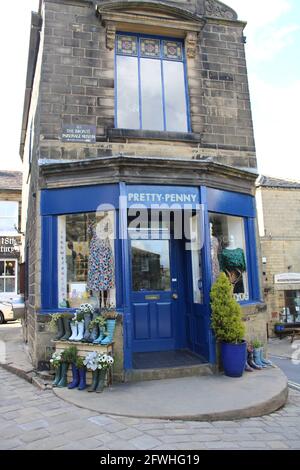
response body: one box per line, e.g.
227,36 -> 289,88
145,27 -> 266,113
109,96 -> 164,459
0,171 -> 23,307
256,176 -> 300,334
20,0 -> 265,378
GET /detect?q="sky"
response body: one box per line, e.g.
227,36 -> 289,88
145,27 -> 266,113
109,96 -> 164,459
0,0 -> 299,180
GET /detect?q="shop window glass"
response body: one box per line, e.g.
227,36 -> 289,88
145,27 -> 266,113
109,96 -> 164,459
131,239 -> 171,292
209,214 -> 249,302
0,260 -> 17,294
116,33 -> 189,132
0,201 -> 19,234
282,291 -> 300,323
58,212 -> 116,309
190,214 -> 203,304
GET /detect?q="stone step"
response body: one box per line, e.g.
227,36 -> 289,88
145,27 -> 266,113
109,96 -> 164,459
124,363 -> 213,383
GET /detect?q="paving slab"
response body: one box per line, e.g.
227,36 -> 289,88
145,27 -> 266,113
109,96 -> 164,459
54,368 -> 288,421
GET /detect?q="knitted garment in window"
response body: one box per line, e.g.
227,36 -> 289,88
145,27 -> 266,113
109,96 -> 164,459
218,248 -> 246,272
87,226 -> 114,291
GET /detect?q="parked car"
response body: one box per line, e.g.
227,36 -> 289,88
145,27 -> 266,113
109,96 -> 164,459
0,295 -> 25,324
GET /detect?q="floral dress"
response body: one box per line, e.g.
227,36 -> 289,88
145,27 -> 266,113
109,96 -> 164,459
87,226 -> 114,291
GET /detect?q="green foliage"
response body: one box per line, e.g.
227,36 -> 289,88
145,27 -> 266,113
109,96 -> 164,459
76,356 -> 85,369
252,339 -> 262,349
210,273 -> 245,344
48,313 -> 63,332
88,315 -> 106,332
62,345 -> 78,364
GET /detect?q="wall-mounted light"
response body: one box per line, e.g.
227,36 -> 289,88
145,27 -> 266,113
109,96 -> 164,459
262,257 -> 267,264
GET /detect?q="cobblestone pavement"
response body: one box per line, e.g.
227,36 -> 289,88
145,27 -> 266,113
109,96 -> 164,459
0,368 -> 300,450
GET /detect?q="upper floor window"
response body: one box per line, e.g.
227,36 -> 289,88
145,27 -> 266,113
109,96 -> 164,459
0,202 -> 19,235
116,33 -> 190,132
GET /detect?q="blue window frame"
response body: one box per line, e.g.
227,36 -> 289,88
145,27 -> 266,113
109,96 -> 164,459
115,32 -> 190,132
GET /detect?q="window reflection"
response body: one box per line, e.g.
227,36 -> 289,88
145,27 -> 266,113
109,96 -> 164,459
116,55 -> 140,129
131,240 -> 171,291
140,58 -> 164,131
163,61 -> 188,132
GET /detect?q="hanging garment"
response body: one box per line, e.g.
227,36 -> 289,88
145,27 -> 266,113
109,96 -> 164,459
218,248 -> 246,272
87,225 -> 114,291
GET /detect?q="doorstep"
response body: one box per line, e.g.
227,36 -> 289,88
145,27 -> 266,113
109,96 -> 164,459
53,367 -> 288,421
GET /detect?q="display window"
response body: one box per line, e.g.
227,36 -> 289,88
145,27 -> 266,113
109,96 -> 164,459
209,213 -> 249,302
0,259 -> 17,294
57,211 -> 116,309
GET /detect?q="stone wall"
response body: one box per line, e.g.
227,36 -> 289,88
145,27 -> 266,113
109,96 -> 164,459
37,0 -> 256,170
258,187 -> 300,333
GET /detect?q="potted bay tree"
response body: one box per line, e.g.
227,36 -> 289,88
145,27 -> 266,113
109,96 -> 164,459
211,273 -> 246,378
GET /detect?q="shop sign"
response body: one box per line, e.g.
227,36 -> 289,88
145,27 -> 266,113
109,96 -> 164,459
126,185 -> 200,208
274,273 -> 300,284
0,237 -> 21,256
61,124 -> 96,143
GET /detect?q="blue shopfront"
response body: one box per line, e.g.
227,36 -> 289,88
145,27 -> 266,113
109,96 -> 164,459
40,182 -> 260,372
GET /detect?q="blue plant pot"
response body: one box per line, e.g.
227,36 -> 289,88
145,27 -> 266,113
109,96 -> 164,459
221,341 -> 247,378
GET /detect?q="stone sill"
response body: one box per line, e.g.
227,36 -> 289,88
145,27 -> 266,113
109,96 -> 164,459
107,128 -> 202,143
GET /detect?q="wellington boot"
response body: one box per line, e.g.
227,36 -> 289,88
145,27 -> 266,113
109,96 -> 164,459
54,317 -> 65,341
87,370 -> 99,392
60,316 -> 72,341
68,363 -> 80,389
52,364 -> 62,387
260,347 -> 273,366
57,362 -> 68,387
93,327 -> 105,344
69,322 -> 78,341
74,321 -> 84,341
82,313 -> 92,343
253,348 -> 267,368
95,369 -> 107,393
78,369 -> 87,391
101,320 -> 116,345
245,362 -> 254,372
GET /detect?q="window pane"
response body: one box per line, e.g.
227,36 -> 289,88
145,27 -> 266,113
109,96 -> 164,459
0,202 -> 18,218
0,261 -> 4,277
0,218 -> 17,233
116,55 -> 140,129
5,278 -> 15,293
163,61 -> 188,132
190,214 -> 203,304
140,58 -> 164,131
0,279 -> 4,292
5,261 -> 15,276
131,240 -> 170,291
58,212 -> 116,309
209,214 -> 249,302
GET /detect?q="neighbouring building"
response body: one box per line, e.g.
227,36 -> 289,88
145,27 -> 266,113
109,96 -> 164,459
20,0 -> 265,378
0,171 -> 23,303
256,176 -> 300,334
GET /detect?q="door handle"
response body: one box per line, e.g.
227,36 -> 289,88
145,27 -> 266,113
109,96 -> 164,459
172,293 -> 178,300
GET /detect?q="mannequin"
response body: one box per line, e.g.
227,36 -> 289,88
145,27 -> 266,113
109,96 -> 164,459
218,235 -> 246,293
210,223 -> 220,283
87,217 -> 114,308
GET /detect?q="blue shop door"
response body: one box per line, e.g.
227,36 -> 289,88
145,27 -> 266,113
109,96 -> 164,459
130,237 -> 181,352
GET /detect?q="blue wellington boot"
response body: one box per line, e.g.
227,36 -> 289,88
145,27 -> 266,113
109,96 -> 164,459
57,362 -> 69,387
100,320 -> 116,345
78,369 -> 87,390
260,347 -> 273,366
68,363 -> 80,389
253,348 -> 267,368
93,327 -> 105,344
52,364 -> 62,387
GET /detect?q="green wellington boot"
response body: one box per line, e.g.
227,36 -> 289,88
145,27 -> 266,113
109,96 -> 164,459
87,369 -> 99,392
52,364 -> 62,387
57,362 -> 69,387
95,369 -> 107,393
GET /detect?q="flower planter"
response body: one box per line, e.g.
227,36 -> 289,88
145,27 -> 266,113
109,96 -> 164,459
221,341 -> 247,378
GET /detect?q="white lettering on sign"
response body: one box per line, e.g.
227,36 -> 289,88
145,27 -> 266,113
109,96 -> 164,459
127,193 -> 197,204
